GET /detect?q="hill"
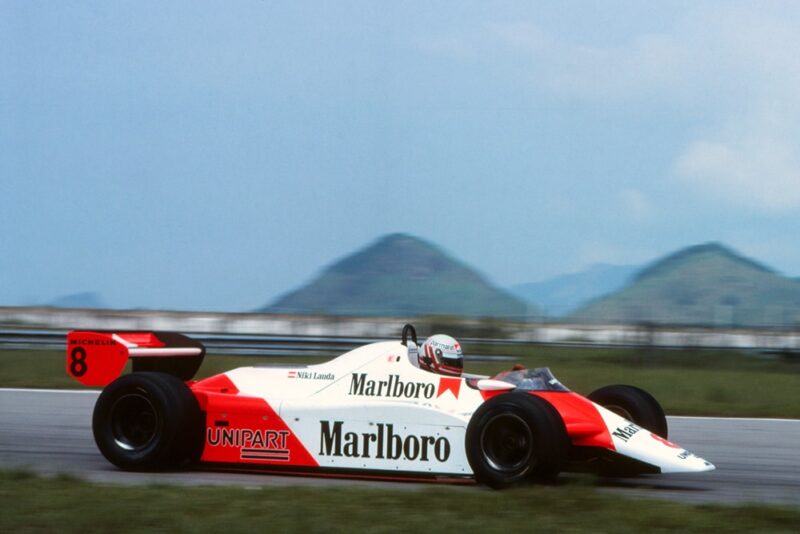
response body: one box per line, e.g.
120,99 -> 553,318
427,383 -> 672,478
47,292 -> 107,309
571,243 -> 800,327
510,263 -> 638,317
263,233 -> 528,318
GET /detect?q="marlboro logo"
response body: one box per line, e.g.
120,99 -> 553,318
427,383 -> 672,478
318,421 -> 451,463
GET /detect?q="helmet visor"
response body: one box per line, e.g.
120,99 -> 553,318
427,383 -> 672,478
440,354 -> 463,370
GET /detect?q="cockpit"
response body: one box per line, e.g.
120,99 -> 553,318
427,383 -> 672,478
489,367 -> 570,392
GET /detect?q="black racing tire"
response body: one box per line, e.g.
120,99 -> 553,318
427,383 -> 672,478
588,385 -> 668,439
92,372 -> 202,470
466,393 -> 569,489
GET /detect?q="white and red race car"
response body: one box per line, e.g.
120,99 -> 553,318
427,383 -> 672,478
66,325 -> 714,488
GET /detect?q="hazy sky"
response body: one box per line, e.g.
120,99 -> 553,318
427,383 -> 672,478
2,1 -> 799,311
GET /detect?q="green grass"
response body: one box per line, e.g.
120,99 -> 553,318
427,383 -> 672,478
1,470 -> 798,532
469,344 -> 800,418
2,344 -> 799,418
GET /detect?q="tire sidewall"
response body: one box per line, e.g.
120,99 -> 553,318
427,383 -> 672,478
466,393 -> 568,488
588,384 -> 668,438
93,372 -> 199,470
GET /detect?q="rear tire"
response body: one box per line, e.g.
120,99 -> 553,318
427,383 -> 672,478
466,393 -> 569,488
588,385 -> 668,438
92,372 -> 202,470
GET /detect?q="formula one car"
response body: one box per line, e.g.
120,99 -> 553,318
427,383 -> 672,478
66,325 -> 714,488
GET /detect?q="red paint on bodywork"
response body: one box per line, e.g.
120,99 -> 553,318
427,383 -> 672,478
192,374 -> 318,468
478,389 -> 506,401
113,332 -> 166,347
192,374 -> 240,408
437,377 -> 461,399
532,392 -> 614,450
651,433 -> 681,448
66,331 -> 129,386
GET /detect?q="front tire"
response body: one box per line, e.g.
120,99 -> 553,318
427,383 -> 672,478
588,384 -> 668,438
92,372 -> 201,470
466,393 -> 569,488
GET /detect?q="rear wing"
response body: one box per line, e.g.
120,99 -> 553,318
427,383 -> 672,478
66,331 -> 206,386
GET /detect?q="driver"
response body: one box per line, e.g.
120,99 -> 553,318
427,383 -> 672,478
419,334 -> 463,376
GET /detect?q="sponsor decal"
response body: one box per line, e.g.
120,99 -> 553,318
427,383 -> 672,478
207,428 -> 291,461
288,370 -> 335,380
428,338 -> 458,351
651,433 -> 682,449
436,377 -> 461,399
319,421 -> 451,462
349,373 -> 435,399
69,338 -> 116,346
611,423 -> 641,442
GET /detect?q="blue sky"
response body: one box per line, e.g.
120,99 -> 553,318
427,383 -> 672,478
2,1 -> 799,311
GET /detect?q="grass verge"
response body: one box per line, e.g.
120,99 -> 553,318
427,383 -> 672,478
1,470 -> 799,533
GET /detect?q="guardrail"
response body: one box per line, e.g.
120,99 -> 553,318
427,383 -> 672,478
0,330 -> 382,357
2,328 -> 798,360
2,308 -> 799,354
0,329 -> 518,363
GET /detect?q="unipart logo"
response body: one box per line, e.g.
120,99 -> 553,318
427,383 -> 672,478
207,427 -> 291,462
207,427 -> 289,449
319,421 -> 451,462
348,373 -> 435,399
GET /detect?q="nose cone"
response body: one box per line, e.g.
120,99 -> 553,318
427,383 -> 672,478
596,405 -> 715,474
643,432 -> 716,474
671,455 -> 715,473
647,432 -> 716,473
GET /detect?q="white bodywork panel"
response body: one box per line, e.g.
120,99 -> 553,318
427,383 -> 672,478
213,340 -> 714,475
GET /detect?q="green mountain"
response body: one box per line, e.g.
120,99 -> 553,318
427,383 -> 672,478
264,233 -> 528,318
571,243 -> 800,327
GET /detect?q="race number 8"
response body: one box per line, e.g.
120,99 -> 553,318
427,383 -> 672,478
70,347 -> 88,377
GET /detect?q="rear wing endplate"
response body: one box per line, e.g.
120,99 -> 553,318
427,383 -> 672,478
66,331 -> 206,386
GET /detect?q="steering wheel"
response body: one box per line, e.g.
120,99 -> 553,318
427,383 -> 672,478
401,324 -> 418,346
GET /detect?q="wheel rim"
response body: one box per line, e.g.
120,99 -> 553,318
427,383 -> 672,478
109,390 -> 159,451
605,404 -> 633,421
480,413 -> 533,473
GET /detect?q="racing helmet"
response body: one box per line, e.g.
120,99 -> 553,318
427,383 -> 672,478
419,334 -> 463,376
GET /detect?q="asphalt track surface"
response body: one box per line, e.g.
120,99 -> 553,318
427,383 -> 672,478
1,388 -> 798,506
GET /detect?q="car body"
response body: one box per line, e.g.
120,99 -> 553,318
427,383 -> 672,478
67,326 -> 714,487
